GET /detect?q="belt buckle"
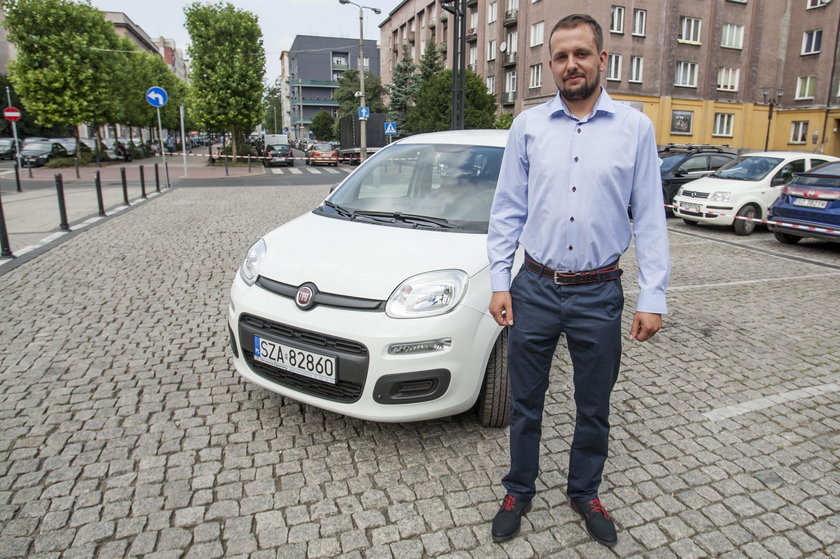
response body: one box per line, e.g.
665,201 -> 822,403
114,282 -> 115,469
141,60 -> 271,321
553,270 -> 577,284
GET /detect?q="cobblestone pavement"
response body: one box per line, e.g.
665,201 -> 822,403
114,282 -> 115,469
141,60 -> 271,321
0,184 -> 838,559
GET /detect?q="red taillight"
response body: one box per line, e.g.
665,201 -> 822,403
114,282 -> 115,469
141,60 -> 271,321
784,185 -> 840,200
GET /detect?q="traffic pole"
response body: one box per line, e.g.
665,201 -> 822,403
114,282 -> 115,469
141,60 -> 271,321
156,107 -> 170,188
95,171 -> 106,217
0,189 -> 13,258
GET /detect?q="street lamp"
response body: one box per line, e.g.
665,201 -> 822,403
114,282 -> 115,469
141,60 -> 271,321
338,0 -> 381,163
761,86 -> 783,152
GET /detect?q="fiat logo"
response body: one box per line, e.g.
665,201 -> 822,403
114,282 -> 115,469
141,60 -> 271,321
295,285 -> 316,310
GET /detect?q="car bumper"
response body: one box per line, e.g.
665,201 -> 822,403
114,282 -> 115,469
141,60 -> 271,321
672,196 -> 735,225
228,274 -> 501,422
310,157 -> 338,165
265,157 -> 293,166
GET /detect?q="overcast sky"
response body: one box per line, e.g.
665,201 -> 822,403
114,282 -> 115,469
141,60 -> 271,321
89,0 -> 393,81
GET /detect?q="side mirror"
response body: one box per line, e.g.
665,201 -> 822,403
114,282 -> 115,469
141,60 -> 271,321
329,183 -> 340,193
674,169 -> 687,177
771,176 -> 787,186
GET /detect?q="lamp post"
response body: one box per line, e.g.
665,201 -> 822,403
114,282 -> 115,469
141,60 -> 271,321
339,0 -> 381,163
761,86 -> 783,152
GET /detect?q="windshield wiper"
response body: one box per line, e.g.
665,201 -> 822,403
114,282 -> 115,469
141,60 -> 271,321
350,210 -> 461,229
322,200 -> 354,218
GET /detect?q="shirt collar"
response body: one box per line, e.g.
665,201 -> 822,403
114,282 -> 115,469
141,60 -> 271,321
548,87 -> 617,121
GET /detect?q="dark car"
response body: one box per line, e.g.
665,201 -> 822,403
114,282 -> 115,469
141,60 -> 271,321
768,161 -> 840,244
20,141 -> 68,167
50,138 -> 91,157
659,144 -> 736,213
262,144 -> 293,167
0,138 -> 20,159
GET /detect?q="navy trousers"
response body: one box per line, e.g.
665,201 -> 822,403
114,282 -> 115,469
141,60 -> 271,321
502,265 -> 624,502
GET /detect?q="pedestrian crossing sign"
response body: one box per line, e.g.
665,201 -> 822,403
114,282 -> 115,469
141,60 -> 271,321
384,122 -> 397,135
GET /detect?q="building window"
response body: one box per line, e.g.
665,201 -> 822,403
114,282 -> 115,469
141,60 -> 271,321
633,9 -> 646,36
469,44 -> 477,68
671,110 -> 693,135
529,64 -> 542,88
675,61 -> 698,87
507,0 -> 519,12
486,75 -> 496,94
790,121 -> 808,143
607,54 -> 621,81
507,30 -> 518,54
796,76 -> 817,99
802,30 -> 822,55
713,113 -> 734,137
630,56 -> 643,82
505,69 -> 517,93
611,6 -> 625,34
679,17 -> 702,44
717,67 -> 740,91
488,1 -> 497,23
807,0 -> 829,8
721,24 -> 744,49
530,21 -> 544,47
469,8 -> 478,28
488,39 -> 497,60
419,11 -> 425,28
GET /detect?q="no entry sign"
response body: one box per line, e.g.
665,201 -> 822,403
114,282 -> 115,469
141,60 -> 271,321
3,107 -> 21,121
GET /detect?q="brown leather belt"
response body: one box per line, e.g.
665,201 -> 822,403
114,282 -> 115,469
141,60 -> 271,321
524,254 -> 623,285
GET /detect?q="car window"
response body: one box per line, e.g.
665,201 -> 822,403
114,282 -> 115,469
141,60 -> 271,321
709,155 -> 733,169
658,154 -> 683,172
314,143 -> 333,151
773,159 -> 805,185
25,142 -> 52,151
810,158 -> 830,167
716,156 -> 783,180
679,156 -> 708,173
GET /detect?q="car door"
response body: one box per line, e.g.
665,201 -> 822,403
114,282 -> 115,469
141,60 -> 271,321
765,158 -> 806,214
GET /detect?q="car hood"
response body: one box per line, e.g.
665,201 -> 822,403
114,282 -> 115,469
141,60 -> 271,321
21,149 -> 50,156
680,175 -> 760,193
256,211 -> 490,300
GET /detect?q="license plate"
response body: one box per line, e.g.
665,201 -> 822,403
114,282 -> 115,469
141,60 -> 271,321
680,202 -> 702,212
793,198 -> 828,209
253,336 -> 337,384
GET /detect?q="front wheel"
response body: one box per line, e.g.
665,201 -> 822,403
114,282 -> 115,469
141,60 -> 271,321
682,218 -> 698,226
774,230 -> 802,244
733,205 -> 759,236
476,329 -> 510,427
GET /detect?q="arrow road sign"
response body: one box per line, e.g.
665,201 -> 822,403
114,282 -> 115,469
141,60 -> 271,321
3,107 -> 21,122
358,106 -> 370,120
146,86 -> 168,108
384,122 -> 397,136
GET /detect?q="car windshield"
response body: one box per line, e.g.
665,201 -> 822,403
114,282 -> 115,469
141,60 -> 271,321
268,144 -> 288,152
0,139 -> 13,147
313,143 -> 333,151
714,155 -> 782,181
320,142 -> 504,233
659,154 -> 684,173
24,142 -> 53,151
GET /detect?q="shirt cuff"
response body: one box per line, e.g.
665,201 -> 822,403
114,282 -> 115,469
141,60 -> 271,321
490,272 -> 512,293
636,291 -> 668,315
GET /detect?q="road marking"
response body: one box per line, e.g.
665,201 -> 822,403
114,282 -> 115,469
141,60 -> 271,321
306,168 -> 323,174
324,168 -> 340,174
704,382 -> 840,421
270,168 -> 284,174
288,168 -> 302,175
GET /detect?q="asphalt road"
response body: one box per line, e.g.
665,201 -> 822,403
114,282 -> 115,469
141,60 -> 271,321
0,176 -> 838,558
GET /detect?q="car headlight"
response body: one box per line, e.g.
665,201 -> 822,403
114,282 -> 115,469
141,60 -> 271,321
386,270 -> 468,319
710,191 -> 731,202
240,239 -> 266,286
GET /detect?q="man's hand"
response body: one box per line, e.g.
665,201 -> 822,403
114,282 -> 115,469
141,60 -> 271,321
489,291 -> 514,327
629,312 -> 662,342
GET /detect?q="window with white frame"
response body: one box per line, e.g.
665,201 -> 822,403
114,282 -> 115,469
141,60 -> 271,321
505,69 -> 517,93
469,44 -> 477,68
486,75 -> 496,94
713,113 -> 734,137
790,121 -> 808,143
488,39 -> 497,60
679,17 -> 702,44
488,1 -> 497,23
530,21 -> 544,47
630,56 -> 643,82
508,0 -> 519,11
530,64 -> 542,88
470,8 -> 478,28
675,61 -> 698,87
419,11 -> 425,28
796,76 -> 817,99
802,30 -> 822,54
807,0 -> 829,8
607,54 -> 621,81
633,9 -> 646,36
507,30 -> 518,54
721,24 -> 744,49
611,6 -> 625,33
717,67 -> 740,91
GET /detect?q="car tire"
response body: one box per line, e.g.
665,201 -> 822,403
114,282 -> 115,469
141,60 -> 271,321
733,205 -> 759,236
476,329 -> 510,428
682,218 -> 698,226
774,230 -> 802,244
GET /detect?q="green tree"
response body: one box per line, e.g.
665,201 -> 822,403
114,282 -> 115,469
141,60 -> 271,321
0,74 -> 65,138
4,0 -> 122,162
494,112 -> 514,130
405,70 -> 496,134
310,110 -> 336,141
185,1 -> 265,156
418,40 -> 443,83
334,69 -> 386,119
387,44 -> 419,138
261,85 -> 283,134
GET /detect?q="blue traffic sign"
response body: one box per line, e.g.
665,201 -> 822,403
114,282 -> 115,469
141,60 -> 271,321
384,122 -> 397,136
358,106 -> 370,120
146,86 -> 168,108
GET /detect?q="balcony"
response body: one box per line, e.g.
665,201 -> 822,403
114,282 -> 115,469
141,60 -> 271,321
290,79 -> 340,88
502,91 -> 516,105
466,28 -> 478,42
429,17 -> 436,28
502,52 -> 517,67
467,63 -> 476,72
331,61 -> 349,70
504,9 -> 518,26
407,30 -> 415,43
467,0 -> 478,5
291,98 -> 340,107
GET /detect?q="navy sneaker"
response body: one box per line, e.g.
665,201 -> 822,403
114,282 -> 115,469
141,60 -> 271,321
570,498 -> 618,547
492,494 -> 532,542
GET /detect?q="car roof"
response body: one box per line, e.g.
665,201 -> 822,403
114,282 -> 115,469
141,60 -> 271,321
737,151 -> 834,158
395,129 -> 509,148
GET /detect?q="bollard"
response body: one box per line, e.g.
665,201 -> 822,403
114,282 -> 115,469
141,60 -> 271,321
27,159 -> 33,179
248,154 -> 251,173
0,190 -> 13,258
55,173 -> 70,232
95,171 -> 106,217
154,163 -> 161,193
224,154 -> 229,177
139,165 -> 147,199
13,162 -> 22,193
120,167 -> 130,206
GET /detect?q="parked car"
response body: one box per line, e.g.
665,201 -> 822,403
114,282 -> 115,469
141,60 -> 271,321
306,142 -> 339,166
0,138 -> 20,159
49,138 -> 91,157
672,151 -> 839,235
262,144 -> 294,167
228,129 -> 512,426
658,144 -> 737,213
19,141 -> 68,167
768,161 -> 840,244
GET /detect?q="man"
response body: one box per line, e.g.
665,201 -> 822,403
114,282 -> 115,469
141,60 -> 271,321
486,14 -> 669,547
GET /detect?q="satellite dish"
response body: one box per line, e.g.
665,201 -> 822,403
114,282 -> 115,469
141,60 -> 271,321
499,41 -> 507,53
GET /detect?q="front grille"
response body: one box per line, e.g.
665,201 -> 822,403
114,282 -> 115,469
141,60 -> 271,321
239,314 -> 368,403
681,190 -> 710,199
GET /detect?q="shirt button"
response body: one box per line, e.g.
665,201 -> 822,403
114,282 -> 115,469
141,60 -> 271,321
570,217 -> 575,222
572,186 -> 577,192
577,128 -> 581,134
568,245 -> 574,251
574,156 -> 579,162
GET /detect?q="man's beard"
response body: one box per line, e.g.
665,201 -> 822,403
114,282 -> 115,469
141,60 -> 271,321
559,74 -> 599,102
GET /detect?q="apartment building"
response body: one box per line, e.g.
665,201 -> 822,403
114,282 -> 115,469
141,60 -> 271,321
283,35 -> 380,142
379,0 -> 840,155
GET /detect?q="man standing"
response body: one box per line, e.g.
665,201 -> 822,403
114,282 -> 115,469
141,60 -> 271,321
486,14 -> 669,547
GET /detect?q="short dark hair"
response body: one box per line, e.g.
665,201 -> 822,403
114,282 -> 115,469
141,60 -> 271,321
549,14 -> 603,53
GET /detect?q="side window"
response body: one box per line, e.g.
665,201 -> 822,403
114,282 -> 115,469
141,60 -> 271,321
810,158 -> 829,168
710,155 -> 732,169
679,155 -> 708,173
774,159 -> 806,185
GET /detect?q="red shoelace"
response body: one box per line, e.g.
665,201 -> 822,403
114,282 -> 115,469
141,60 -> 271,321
502,495 -> 518,511
586,499 -> 611,520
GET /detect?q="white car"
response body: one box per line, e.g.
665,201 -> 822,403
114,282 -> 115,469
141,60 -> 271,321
228,130 -> 512,426
672,151 -> 839,235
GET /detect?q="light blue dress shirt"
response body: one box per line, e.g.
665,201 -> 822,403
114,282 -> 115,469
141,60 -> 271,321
487,89 -> 669,314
